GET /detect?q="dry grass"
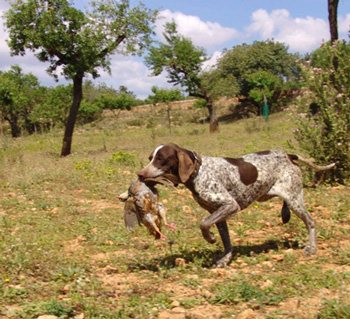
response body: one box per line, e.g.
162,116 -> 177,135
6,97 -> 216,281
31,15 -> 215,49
0,106 -> 349,318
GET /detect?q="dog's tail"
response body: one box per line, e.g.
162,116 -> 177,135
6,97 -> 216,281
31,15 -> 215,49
288,154 -> 336,172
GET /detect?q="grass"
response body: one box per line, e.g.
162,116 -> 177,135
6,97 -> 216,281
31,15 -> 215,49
0,104 -> 349,318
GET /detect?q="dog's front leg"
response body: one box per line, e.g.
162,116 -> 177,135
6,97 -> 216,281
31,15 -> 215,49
200,201 -> 240,267
215,221 -> 234,268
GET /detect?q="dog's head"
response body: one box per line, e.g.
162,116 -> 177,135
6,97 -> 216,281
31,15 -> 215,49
138,143 -> 199,185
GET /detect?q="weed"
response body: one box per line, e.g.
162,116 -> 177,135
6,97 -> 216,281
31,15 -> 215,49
110,151 -> 136,167
211,279 -> 284,306
317,299 -> 350,319
16,299 -> 74,319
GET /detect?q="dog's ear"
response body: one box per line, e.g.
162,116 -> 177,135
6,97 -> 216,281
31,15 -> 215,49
177,150 -> 195,183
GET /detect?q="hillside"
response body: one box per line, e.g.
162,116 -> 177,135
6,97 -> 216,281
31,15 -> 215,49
0,107 -> 349,318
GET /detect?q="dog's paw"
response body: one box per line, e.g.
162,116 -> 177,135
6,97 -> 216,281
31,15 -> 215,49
303,245 -> 317,256
213,251 -> 233,268
201,229 -> 216,244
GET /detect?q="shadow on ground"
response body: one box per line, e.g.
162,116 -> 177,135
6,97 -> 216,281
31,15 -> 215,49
128,239 -> 300,271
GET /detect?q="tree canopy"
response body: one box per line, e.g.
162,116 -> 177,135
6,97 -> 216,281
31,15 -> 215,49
5,0 -> 157,155
0,65 -> 41,137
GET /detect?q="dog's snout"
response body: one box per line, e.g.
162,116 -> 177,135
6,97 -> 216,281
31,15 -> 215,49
137,169 -> 146,180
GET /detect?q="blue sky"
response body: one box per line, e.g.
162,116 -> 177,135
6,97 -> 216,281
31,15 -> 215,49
1,0 -> 350,98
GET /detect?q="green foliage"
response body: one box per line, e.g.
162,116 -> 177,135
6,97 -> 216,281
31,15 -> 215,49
110,151 -> 136,166
200,69 -> 239,100
6,0 -> 157,155
245,70 -> 283,105
295,41 -> 350,183
211,280 -> 283,306
192,98 -> 207,109
317,299 -> 350,319
77,100 -> 103,124
147,86 -> 183,104
217,40 -> 300,104
146,22 -> 205,97
30,84 -> 72,130
0,65 -> 41,136
17,299 -> 74,319
6,0 -> 157,80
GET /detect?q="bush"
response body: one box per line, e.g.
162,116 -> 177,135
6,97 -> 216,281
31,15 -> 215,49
295,41 -> 350,183
77,100 -> 102,124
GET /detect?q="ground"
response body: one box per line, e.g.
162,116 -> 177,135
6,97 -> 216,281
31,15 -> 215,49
0,105 -> 349,318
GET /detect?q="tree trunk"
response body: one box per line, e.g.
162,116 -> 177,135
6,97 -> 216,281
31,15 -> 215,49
61,74 -> 83,157
166,103 -> 172,133
328,0 -> 339,43
328,0 -> 339,82
6,115 -> 21,137
206,98 -> 219,133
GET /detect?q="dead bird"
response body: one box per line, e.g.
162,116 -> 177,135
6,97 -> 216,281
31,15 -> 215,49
118,177 -> 176,240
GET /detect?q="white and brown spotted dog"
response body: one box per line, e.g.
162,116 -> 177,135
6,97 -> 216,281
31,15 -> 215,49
138,143 -> 335,267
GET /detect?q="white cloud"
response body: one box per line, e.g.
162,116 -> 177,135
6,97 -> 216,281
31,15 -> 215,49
156,9 -> 239,50
202,51 -> 222,71
339,14 -> 350,33
93,55 -> 170,98
247,9 -> 329,52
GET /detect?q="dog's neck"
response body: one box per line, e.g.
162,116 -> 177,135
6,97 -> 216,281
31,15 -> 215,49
184,152 -> 202,191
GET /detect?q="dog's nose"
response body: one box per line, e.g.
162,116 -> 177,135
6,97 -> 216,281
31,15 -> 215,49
137,170 -> 145,180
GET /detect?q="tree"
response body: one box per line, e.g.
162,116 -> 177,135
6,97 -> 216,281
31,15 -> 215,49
0,65 -> 40,137
146,22 -> 236,132
147,86 -> 183,132
6,0 -> 157,156
30,85 -> 72,131
328,0 -> 339,43
217,40 -> 300,100
245,70 -> 282,107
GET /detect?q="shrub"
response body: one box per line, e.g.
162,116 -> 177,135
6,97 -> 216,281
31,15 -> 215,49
110,151 -> 136,167
77,100 -> 102,124
295,41 -> 350,183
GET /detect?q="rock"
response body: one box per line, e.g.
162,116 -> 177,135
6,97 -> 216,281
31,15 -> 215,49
261,261 -> 273,268
272,254 -> 284,262
175,258 -> 186,267
171,300 -> 181,308
260,279 -> 273,289
201,289 -> 213,299
172,307 -> 186,314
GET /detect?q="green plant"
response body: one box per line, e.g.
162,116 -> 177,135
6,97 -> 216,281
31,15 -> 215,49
110,151 -> 136,166
295,41 -> 350,183
16,299 -> 74,319
317,299 -> 350,319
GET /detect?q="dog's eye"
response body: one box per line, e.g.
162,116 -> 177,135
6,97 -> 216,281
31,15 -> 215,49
148,155 -> 153,161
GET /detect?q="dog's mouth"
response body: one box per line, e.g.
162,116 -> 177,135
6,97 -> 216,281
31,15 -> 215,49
143,175 -> 176,187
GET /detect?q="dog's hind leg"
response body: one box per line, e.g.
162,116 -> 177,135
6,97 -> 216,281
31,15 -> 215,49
287,193 -> 317,255
268,187 -> 316,255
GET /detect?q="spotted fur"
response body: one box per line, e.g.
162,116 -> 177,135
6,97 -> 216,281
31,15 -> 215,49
138,144 -> 334,267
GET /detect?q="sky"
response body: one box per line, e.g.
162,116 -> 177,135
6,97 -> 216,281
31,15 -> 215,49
1,0 -> 350,98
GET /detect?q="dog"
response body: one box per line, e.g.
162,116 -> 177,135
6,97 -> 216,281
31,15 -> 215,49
137,143 -> 335,267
